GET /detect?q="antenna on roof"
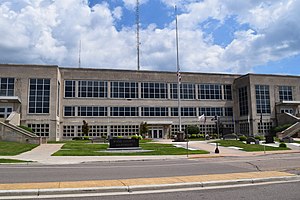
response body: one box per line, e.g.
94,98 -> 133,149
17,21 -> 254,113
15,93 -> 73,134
136,0 -> 140,71
78,39 -> 81,68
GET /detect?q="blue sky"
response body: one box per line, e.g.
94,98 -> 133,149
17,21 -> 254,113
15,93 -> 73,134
0,0 -> 300,75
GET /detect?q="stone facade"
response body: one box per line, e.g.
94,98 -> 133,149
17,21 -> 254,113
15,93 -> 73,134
1,64 -> 300,141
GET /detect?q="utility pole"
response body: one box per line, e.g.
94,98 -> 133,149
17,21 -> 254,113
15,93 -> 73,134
136,0 -> 140,71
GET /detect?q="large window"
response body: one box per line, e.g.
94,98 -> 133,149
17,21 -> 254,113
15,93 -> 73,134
279,86 -> 293,101
170,83 -> 195,99
111,81 -> 138,99
110,125 -> 139,137
224,107 -> 233,116
256,85 -> 271,114
64,106 -> 76,116
171,107 -> 196,116
28,124 -> 50,137
142,107 -> 168,116
141,82 -> 167,99
78,106 -> 107,117
29,79 -> 50,114
78,80 -> 107,98
224,85 -> 232,100
64,80 -> 75,98
199,107 -> 223,117
238,86 -> 248,116
258,122 -> 272,135
111,107 -> 138,117
0,78 -> 14,96
199,84 -> 222,100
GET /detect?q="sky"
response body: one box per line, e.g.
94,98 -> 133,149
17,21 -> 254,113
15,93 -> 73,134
0,0 -> 300,75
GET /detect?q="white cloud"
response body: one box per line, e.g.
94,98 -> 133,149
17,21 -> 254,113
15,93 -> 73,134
0,0 -> 299,74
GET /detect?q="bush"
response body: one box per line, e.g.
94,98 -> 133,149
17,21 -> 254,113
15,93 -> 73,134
279,142 -> 287,148
191,134 -> 197,138
83,136 -> 90,140
254,135 -> 264,141
131,135 -> 143,140
72,137 -> 83,140
185,125 -> 200,135
197,134 -> 204,138
19,125 -> 34,133
270,124 -> 292,136
239,135 -> 247,141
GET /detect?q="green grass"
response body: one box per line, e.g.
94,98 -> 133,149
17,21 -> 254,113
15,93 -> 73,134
52,140 -> 209,156
0,158 -> 33,163
0,141 -> 38,156
212,140 -> 290,152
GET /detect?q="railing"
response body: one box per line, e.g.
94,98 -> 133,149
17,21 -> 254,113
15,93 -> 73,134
277,122 -> 300,139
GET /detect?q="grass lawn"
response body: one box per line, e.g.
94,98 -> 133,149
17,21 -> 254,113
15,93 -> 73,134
212,140 -> 290,152
52,140 -> 209,156
0,141 -> 38,156
0,158 -> 33,163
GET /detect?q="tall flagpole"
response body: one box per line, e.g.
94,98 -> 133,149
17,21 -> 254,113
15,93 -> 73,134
136,0 -> 140,71
175,6 -> 182,132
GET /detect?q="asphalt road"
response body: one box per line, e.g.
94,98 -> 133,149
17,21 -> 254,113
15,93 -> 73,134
1,153 -> 300,183
37,181 -> 300,200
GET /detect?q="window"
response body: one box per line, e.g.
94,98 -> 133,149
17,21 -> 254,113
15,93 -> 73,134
142,107 -> 168,116
78,106 -> 107,117
141,82 -> 167,99
28,124 -> 50,137
64,106 -> 76,116
224,85 -> 232,100
258,122 -> 272,135
63,125 -> 76,137
199,84 -> 222,100
171,124 -> 188,135
78,80 -> 107,98
111,81 -> 138,98
0,78 -> 14,96
110,125 -> 139,137
199,107 -> 223,117
29,79 -> 50,114
224,107 -> 233,116
0,107 -> 12,118
171,107 -> 196,116
111,107 -> 139,117
198,124 -> 216,134
170,83 -> 195,99
238,86 -> 248,116
279,86 -> 293,101
64,80 -> 75,98
239,122 -> 249,136
256,85 -> 271,114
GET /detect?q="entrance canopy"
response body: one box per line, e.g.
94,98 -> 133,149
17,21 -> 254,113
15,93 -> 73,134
0,96 -> 21,104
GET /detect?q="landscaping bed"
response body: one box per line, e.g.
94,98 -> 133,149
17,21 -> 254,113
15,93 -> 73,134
211,140 -> 290,152
52,140 -> 209,156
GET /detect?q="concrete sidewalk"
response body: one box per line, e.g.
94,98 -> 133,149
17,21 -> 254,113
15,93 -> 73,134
0,171 -> 298,198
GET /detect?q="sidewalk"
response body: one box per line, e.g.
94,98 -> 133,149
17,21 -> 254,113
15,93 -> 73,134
0,171 -> 298,198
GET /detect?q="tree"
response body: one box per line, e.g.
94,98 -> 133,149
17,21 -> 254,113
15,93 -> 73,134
139,122 -> 149,138
82,120 -> 90,137
185,125 -> 200,135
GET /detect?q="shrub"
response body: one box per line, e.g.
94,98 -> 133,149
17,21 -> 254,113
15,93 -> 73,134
131,135 -> 143,140
19,125 -> 34,133
197,134 -> 204,138
279,142 -> 287,148
239,135 -> 247,141
270,124 -> 292,136
185,125 -> 200,135
83,136 -> 90,140
72,137 -> 83,140
254,135 -> 264,141
191,134 -> 197,138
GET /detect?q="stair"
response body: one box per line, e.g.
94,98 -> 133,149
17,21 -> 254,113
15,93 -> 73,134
0,121 -> 43,144
277,122 -> 300,139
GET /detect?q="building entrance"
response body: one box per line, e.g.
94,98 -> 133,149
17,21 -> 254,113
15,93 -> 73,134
149,128 -> 163,139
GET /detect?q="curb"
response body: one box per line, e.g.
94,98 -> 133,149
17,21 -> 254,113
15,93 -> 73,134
1,176 -> 299,197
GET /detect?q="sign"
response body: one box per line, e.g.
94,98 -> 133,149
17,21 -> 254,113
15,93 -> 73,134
109,139 -> 139,148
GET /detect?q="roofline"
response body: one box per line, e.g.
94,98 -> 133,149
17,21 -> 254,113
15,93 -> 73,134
0,63 -> 58,68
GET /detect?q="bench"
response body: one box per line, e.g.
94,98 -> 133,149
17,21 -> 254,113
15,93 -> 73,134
90,137 -> 107,143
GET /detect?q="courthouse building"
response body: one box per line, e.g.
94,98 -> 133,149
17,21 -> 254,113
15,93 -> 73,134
0,64 -> 300,141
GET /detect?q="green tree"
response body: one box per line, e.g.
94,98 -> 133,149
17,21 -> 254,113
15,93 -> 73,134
140,122 -> 149,138
82,120 -> 90,137
185,125 -> 200,135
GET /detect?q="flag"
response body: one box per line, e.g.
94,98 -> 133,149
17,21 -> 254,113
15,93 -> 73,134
177,71 -> 181,83
198,114 -> 205,122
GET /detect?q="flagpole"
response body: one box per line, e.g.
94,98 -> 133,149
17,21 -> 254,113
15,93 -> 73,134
175,5 -> 182,133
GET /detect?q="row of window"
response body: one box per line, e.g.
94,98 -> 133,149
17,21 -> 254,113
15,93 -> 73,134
64,106 -> 234,117
65,80 -> 233,100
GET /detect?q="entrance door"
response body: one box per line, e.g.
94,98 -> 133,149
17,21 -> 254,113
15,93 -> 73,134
151,129 -> 163,139
0,107 -> 12,118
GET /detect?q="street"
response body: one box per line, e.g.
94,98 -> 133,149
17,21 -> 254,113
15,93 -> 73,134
1,153 -> 300,183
